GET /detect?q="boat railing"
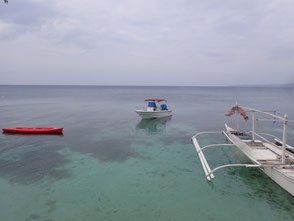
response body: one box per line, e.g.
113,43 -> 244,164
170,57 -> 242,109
253,132 -> 280,141
247,131 -> 294,156
247,131 -> 279,145
241,106 -> 292,164
192,131 -> 262,181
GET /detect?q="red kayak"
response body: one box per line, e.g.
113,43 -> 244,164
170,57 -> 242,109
2,127 -> 63,134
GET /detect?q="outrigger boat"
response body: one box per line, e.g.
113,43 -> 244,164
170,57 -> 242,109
192,104 -> 294,196
135,99 -> 172,119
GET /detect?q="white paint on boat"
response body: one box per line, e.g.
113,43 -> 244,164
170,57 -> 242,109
135,99 -> 172,119
192,105 -> 294,196
225,126 -> 294,196
135,110 -> 172,119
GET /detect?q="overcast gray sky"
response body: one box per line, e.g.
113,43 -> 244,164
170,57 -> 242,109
0,0 -> 294,86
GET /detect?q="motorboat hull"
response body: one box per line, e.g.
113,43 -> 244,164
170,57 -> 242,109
135,110 -> 172,119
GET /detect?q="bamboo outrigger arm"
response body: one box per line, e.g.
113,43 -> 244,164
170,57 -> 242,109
207,164 -> 261,177
191,131 -> 261,181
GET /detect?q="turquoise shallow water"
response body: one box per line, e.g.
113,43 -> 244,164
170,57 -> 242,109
0,85 -> 294,221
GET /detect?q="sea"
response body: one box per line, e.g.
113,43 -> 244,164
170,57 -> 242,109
0,85 -> 294,221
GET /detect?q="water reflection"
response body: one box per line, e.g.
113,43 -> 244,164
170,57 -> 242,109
2,133 -> 63,137
136,116 -> 172,134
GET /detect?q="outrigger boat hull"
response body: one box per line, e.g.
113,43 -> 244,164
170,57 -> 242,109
192,105 -> 294,196
225,125 -> 294,196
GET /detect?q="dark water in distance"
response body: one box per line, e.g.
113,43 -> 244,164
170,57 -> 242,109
0,85 -> 294,221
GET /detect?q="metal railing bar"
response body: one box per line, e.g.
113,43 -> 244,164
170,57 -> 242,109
193,131 -> 223,138
208,164 -> 261,177
199,143 -> 235,152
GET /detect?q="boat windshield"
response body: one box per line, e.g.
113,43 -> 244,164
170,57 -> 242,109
148,102 -> 157,108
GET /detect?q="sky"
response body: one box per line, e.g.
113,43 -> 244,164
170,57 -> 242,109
0,0 -> 294,86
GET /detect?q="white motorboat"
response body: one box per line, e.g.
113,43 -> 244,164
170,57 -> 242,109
192,104 -> 294,196
135,99 -> 172,119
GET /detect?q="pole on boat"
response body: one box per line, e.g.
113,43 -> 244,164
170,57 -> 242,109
282,113 -> 288,164
236,112 -> 239,131
252,112 -> 255,142
235,102 -> 240,131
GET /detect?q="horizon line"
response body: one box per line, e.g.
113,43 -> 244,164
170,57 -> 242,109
0,83 -> 293,88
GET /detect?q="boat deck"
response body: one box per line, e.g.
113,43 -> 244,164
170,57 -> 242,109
238,138 -> 294,164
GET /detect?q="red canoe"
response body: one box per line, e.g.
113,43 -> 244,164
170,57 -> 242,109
2,127 -> 63,134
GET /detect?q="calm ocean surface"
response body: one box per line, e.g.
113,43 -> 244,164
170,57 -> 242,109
0,85 -> 294,221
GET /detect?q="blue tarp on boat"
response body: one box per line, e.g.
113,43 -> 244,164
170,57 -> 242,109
161,104 -> 168,110
148,102 -> 157,108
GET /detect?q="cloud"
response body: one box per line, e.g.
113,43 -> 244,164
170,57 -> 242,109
0,0 -> 294,85
0,0 -> 58,38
